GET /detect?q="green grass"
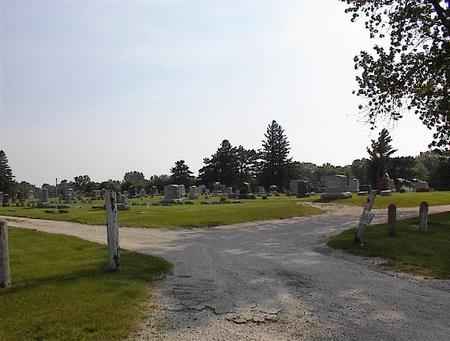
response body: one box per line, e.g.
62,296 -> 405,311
0,228 -> 171,341
312,191 -> 450,209
0,196 -> 321,228
327,212 -> 450,278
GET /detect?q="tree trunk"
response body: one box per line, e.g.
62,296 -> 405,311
105,191 -> 120,271
355,191 -> 376,246
0,220 -> 11,288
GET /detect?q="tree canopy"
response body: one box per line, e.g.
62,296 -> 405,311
341,0 -> 450,148
0,150 -> 15,194
170,160 -> 194,188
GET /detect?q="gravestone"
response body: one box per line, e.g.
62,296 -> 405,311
269,185 -> 278,193
380,190 -> 392,196
414,180 -> 430,192
256,186 -> 266,196
117,193 -> 130,210
388,204 -> 397,237
41,188 -> 49,203
419,201 -> 429,232
188,186 -> 199,200
2,194 -> 10,207
63,188 -> 74,203
349,178 -> 360,193
162,184 -> 185,203
320,175 -> 352,200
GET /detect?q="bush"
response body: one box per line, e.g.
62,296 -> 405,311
200,201 -> 210,205
220,197 -> 227,203
184,201 -> 195,205
262,195 -> 268,200
58,209 -> 69,214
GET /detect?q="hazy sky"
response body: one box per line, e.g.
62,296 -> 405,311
1,0 -> 434,185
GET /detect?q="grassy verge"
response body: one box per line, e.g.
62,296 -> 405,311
0,228 -> 171,341
308,191 -> 450,209
327,212 -> 450,278
0,196 -> 321,228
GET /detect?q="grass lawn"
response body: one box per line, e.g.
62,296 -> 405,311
327,212 -> 450,278
314,191 -> 450,209
0,228 -> 171,341
0,196 -> 321,228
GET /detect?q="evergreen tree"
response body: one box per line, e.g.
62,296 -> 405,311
170,160 -> 194,188
259,121 -> 291,189
367,129 -> 397,188
199,140 -> 239,187
0,150 -> 15,194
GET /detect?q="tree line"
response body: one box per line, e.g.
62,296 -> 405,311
1,121 -> 450,198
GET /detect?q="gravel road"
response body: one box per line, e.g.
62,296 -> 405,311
2,204 -> 450,340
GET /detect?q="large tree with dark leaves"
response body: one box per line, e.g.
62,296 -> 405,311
0,150 -> 15,194
341,0 -> 450,148
367,129 -> 398,188
199,140 -> 239,187
170,160 -> 194,188
259,121 -> 291,189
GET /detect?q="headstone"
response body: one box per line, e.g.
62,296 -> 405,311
349,178 -> 360,193
63,188 -> 74,203
139,188 -> 146,197
388,204 -> 397,237
93,190 -> 102,200
380,190 -> 392,196
117,193 -> 129,210
2,194 -> 10,207
0,220 -> 11,288
105,191 -> 120,271
162,184 -> 185,203
41,188 -> 49,203
414,180 -> 430,192
290,180 -> 310,197
320,175 -> 352,200
188,186 -> 199,200
419,201 -> 429,232
269,185 -> 278,193
256,186 -> 266,196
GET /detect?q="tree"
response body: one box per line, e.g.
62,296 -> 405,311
341,0 -> 450,148
259,121 -> 292,189
0,150 -> 15,194
235,146 -> 259,185
199,140 -> 239,187
170,160 -> 194,188
367,129 -> 397,188
351,158 -> 370,185
74,175 -> 92,194
122,171 -> 146,193
387,156 -> 417,180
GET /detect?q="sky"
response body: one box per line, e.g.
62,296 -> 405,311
1,0 -> 435,186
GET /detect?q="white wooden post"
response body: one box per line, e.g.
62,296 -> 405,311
355,191 -> 376,246
105,191 -> 120,271
0,220 -> 11,288
419,201 -> 429,232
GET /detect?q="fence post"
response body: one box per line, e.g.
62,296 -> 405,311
0,220 -> 11,288
419,201 -> 429,232
105,191 -> 120,271
388,204 -> 397,237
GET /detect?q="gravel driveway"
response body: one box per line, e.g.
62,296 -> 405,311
2,204 -> 450,340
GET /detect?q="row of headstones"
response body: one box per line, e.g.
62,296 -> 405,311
387,201 -> 429,236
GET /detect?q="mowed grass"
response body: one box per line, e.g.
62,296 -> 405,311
316,191 -> 450,209
0,196 -> 321,228
327,212 -> 450,278
0,228 -> 171,341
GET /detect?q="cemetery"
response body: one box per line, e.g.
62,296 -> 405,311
1,1 -> 450,340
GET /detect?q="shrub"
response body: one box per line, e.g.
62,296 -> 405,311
184,201 -> 195,205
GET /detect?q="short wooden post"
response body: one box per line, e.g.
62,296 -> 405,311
0,220 -> 11,288
355,191 -> 376,246
419,201 -> 429,232
105,191 -> 120,271
388,204 -> 397,237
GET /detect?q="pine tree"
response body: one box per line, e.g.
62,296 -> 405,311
170,160 -> 194,188
0,150 -> 15,194
259,121 -> 291,189
367,129 -> 397,189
